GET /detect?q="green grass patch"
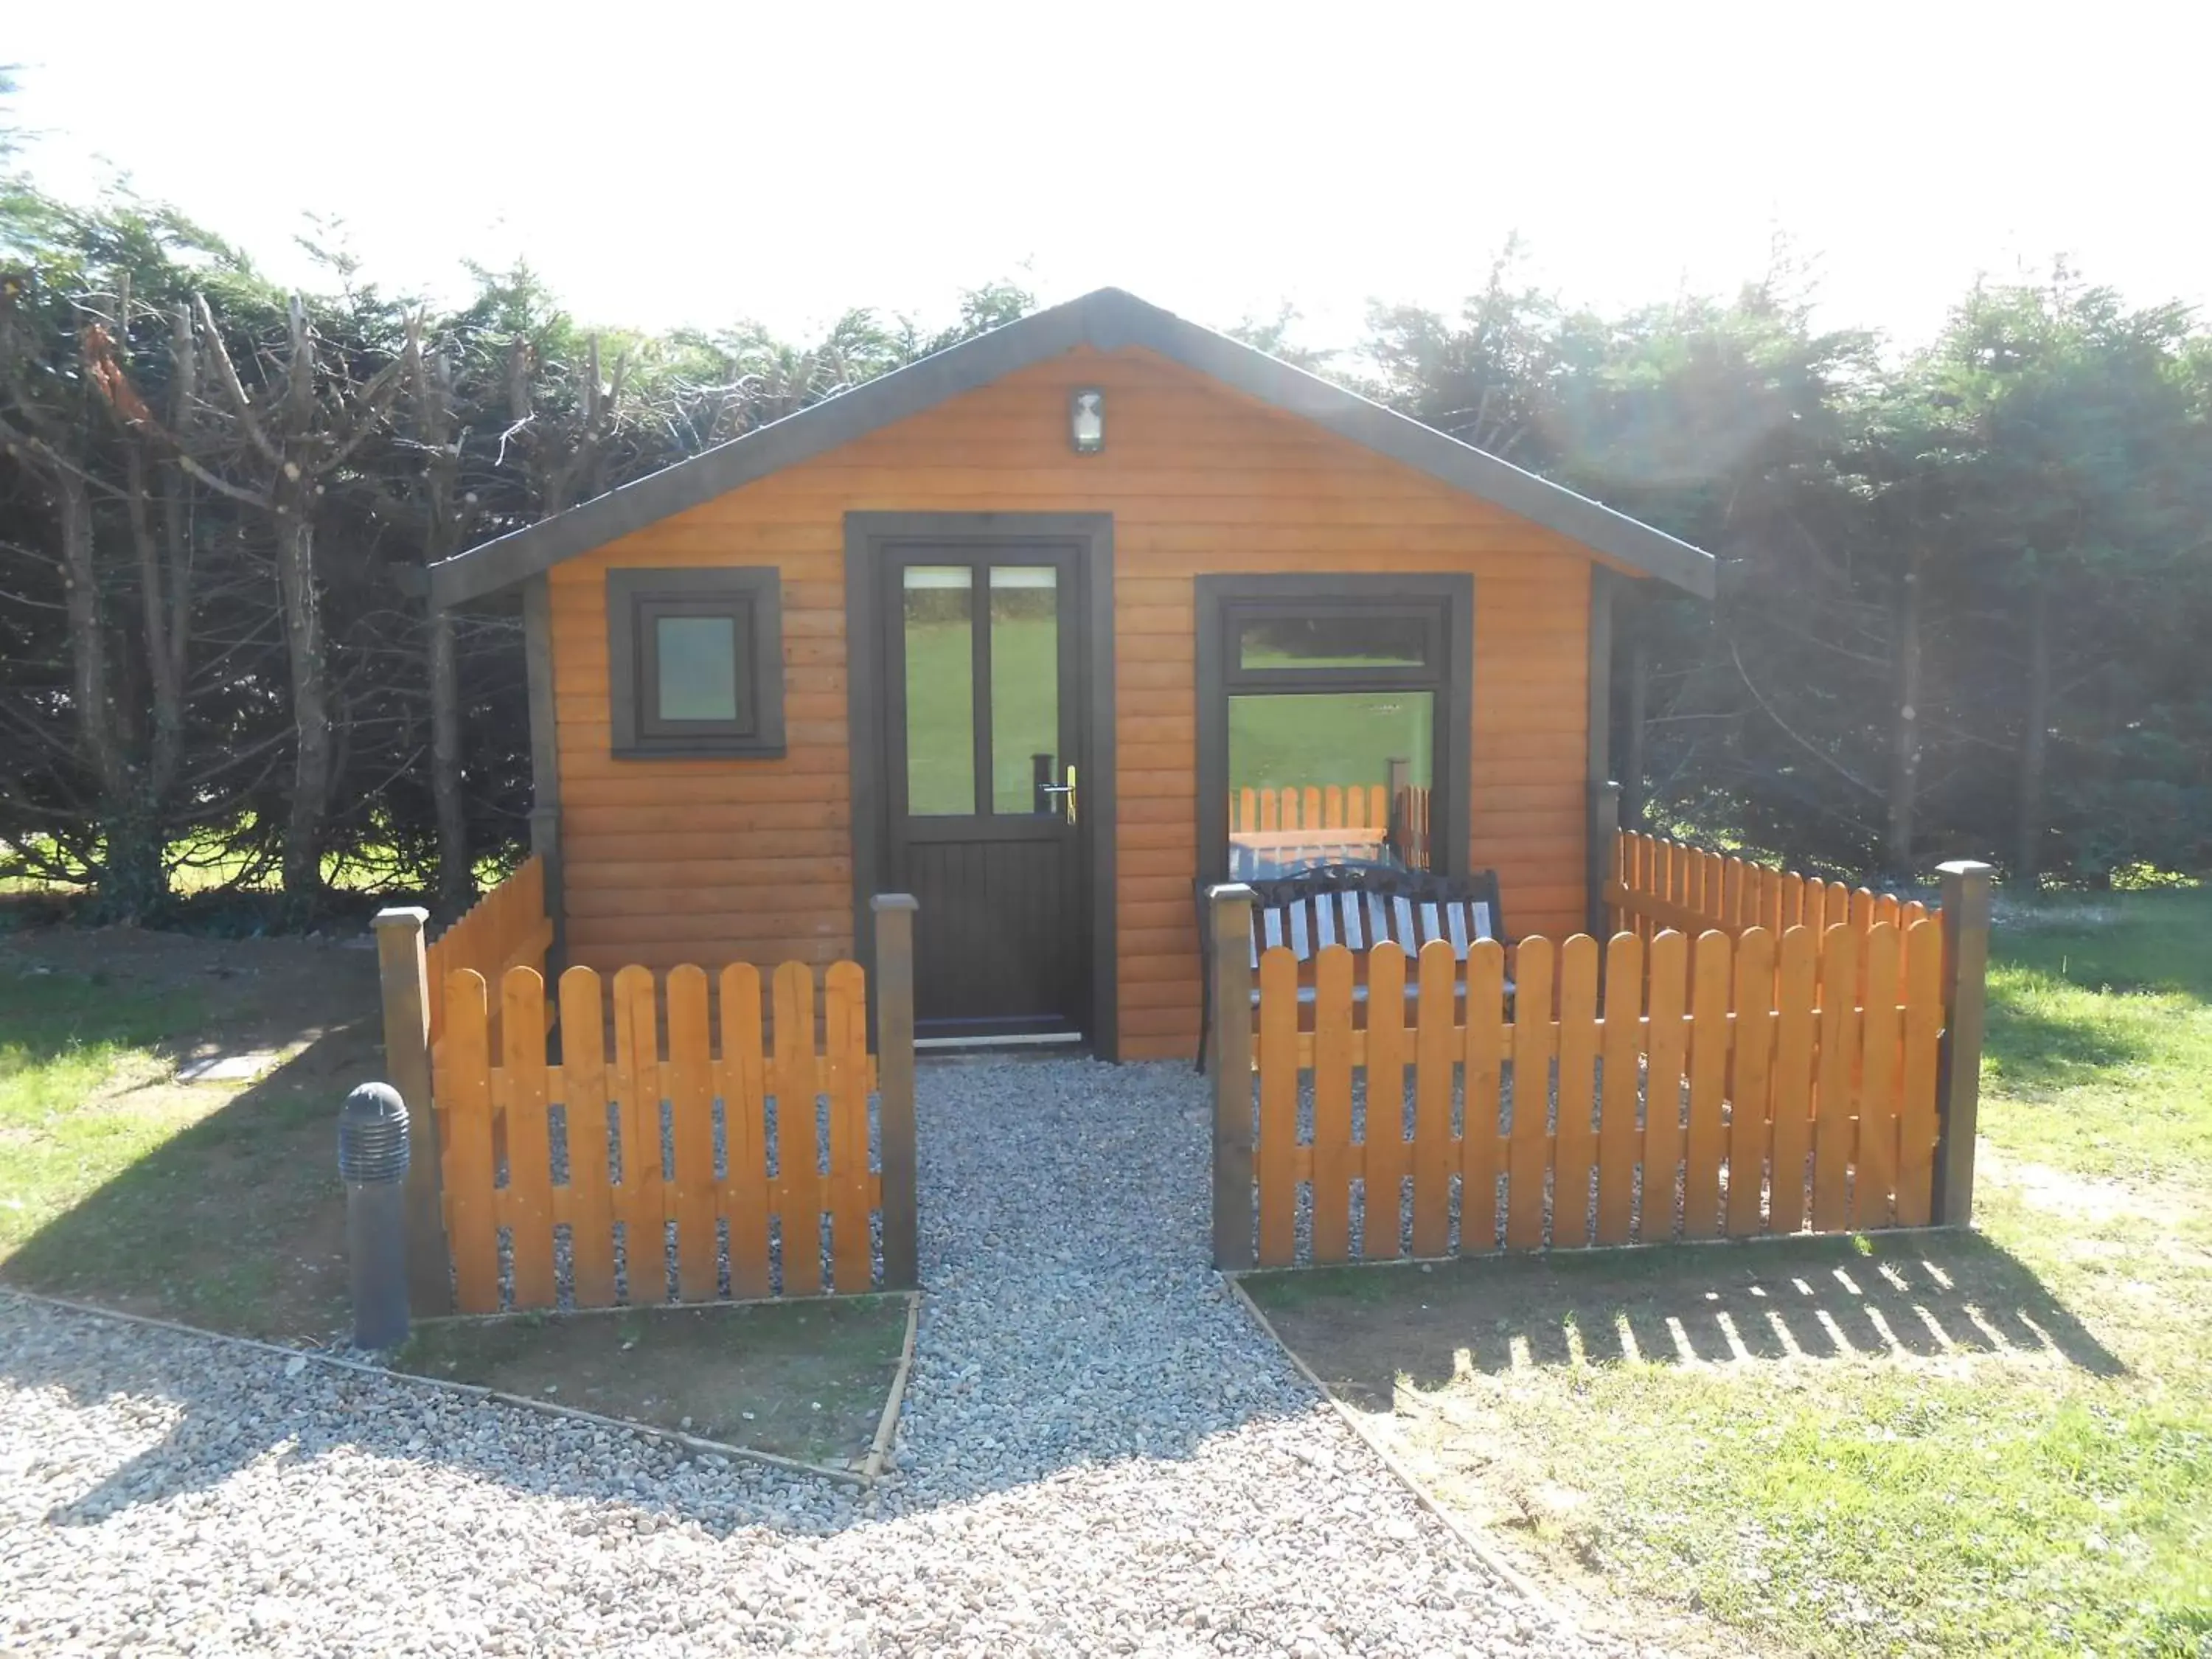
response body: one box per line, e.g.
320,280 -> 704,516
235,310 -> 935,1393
1244,886 -> 2212,1657
0,969 -> 209,1253
395,1297 -> 911,1469
0,935 -> 374,1339
1981,886 -> 2212,1183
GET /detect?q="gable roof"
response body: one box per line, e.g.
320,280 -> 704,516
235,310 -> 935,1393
429,287 -> 1716,608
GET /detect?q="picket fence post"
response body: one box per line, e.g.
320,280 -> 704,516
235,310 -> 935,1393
1208,884 -> 1256,1270
872,894 -> 921,1290
1931,860 -> 1994,1226
372,905 -> 452,1312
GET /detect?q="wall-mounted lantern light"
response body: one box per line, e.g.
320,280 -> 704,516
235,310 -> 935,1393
1070,388 -> 1105,454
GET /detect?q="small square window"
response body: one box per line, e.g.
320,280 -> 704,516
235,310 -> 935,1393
608,569 -> 785,757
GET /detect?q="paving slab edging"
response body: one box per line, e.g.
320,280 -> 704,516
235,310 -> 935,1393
1222,1273 -> 1563,1616
0,1285 -> 920,1490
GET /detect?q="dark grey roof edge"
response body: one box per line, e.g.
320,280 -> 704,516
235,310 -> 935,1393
430,287 -> 1715,608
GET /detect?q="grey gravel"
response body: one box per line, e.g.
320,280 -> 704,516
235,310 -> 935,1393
2,1057 -> 1669,1656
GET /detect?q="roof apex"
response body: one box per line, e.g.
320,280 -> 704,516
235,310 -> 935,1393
431,286 -> 1714,607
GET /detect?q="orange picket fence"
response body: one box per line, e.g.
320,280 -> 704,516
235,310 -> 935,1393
423,855 -> 551,1046
1227,781 -> 1434,870
1208,869 -> 1988,1269
418,897 -> 922,1313
1607,828 -> 1936,950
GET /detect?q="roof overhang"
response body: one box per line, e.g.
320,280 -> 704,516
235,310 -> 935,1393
429,287 -> 1717,608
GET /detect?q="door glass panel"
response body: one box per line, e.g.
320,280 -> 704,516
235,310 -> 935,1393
989,566 -> 1060,813
655,613 -> 742,721
1227,691 -> 1435,877
1237,613 -> 1427,670
902,566 -> 974,815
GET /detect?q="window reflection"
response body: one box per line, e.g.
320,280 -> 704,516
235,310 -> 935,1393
1227,691 -> 1434,877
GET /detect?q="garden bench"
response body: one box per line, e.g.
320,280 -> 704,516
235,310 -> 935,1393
1193,863 -> 1510,1069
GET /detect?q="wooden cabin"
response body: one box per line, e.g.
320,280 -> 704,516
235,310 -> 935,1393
429,289 -> 1715,1062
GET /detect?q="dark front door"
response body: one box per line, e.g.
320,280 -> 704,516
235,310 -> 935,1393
881,544 -> 1091,1040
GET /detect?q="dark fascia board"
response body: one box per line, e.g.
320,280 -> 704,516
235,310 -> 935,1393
429,288 -> 1717,608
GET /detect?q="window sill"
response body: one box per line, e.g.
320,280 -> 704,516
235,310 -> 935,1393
610,742 -> 788,761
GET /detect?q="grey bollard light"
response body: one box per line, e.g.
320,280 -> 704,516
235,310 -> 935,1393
338,1082 -> 411,1349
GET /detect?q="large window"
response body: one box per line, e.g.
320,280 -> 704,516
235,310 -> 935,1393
607,568 -> 786,758
1198,577 -> 1472,882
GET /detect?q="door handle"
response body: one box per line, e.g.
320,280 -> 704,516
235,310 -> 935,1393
1038,766 -> 1077,825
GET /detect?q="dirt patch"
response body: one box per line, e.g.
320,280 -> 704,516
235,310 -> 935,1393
396,1297 -> 911,1470
1980,1147 -> 2195,1230
2,920 -> 378,1048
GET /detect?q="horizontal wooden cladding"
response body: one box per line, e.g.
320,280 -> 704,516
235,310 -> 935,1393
1121,897 -> 1200,930
1121,925 -> 1199,959
1116,687 -> 1194,720
1114,526 -> 1590,559
1121,975 -> 1204,1008
548,342 -> 1605,1022
562,773 -> 849,807
568,855 -> 850,890
566,881 -> 848,919
1116,659 -> 1196,691
561,802 -> 848,840
570,910 -> 849,947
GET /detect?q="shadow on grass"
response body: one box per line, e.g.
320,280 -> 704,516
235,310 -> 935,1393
1246,1230 -> 2126,1412
1,1023 -> 370,1341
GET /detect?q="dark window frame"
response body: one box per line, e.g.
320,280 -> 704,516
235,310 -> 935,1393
1196,574 -> 1473,883
1226,599 -> 1446,689
607,567 -> 785,759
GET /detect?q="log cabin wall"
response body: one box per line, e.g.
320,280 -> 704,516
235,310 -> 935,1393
548,344 -> 1607,1061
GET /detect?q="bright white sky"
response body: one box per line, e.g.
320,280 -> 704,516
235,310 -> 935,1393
10,1 -> 2206,357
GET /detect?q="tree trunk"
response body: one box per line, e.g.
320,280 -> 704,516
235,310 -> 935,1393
55,470 -> 164,914
429,608 -> 472,914
2014,572 -> 2051,891
1885,543 -> 1924,876
411,333 -> 475,917
275,495 -> 332,905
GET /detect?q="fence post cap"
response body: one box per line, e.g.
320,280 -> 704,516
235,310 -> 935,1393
869,892 -> 919,913
372,905 -> 431,930
1934,860 -> 1995,877
1206,882 -> 1256,903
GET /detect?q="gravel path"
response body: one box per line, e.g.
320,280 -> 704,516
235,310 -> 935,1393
3,1057 -> 1662,1656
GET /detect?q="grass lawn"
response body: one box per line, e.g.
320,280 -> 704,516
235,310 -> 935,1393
396,1297 -> 911,1469
0,925 -> 376,1339
1245,886 -> 2212,1658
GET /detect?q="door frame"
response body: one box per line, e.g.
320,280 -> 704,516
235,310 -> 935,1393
844,512 -> 1119,1059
